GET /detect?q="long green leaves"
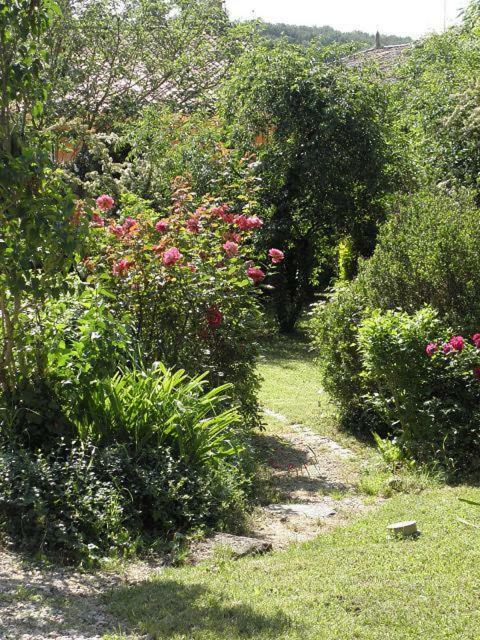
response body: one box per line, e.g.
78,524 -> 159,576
70,363 -> 241,467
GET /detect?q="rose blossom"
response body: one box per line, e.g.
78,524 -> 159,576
246,216 -> 263,229
269,248 -> 285,264
90,212 -> 105,228
206,306 -> 222,328
186,217 -> 200,233
223,241 -> 239,257
162,247 -> 183,266
112,258 -> 134,276
473,333 -> 480,348
96,194 -> 114,211
425,342 -> 438,357
235,215 -> 263,231
109,223 -> 124,238
155,219 -> 169,233
247,267 -> 265,283
211,204 -> 229,217
442,343 -> 454,355
449,335 -> 464,352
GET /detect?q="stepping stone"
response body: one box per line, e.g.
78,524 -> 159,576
266,503 -> 336,518
191,534 -> 272,562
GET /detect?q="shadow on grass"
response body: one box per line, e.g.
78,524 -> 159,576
259,330 -> 315,366
253,433 -> 310,468
109,579 -> 292,639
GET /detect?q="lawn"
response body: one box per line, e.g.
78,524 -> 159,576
105,333 -> 480,640
107,487 -> 480,639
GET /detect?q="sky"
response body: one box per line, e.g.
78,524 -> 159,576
224,0 -> 470,38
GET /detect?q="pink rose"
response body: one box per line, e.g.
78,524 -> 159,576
442,343 -> 454,355
269,248 -> 284,264
162,247 -> 183,266
247,267 -> 265,283
123,216 -> 137,230
449,336 -> 464,352
246,216 -> 263,229
472,333 -> 480,348
425,342 -> 437,357
109,224 -> 124,238
223,241 -> 239,257
96,194 -> 115,212
211,204 -> 229,217
186,217 -> 200,233
90,212 -> 105,228
206,306 -> 222,328
236,215 -> 263,230
155,219 -> 169,233
234,215 -> 250,231
112,258 -> 134,276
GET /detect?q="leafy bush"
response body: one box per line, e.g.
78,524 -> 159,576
84,186 -> 282,427
68,363 -> 242,467
221,40 -> 394,331
357,190 -> 480,328
0,439 -> 248,565
358,307 -> 480,474
311,189 -> 480,461
310,284 -> 366,417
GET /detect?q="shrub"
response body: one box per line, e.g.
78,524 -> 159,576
85,186 -> 282,427
357,189 -> 480,328
358,307 -> 480,474
68,363 -> 243,467
0,439 -> 248,565
312,189 -> 480,438
310,284 -> 366,416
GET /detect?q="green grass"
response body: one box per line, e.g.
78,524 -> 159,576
105,332 -> 480,639
106,487 -> 480,639
258,332 -> 338,434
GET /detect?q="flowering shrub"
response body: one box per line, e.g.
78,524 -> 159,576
358,307 -> 480,475
85,184 -> 283,427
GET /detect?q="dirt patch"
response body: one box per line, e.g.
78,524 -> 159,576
0,549 -> 160,640
251,414 -> 371,548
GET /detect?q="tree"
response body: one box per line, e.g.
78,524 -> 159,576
221,42 -> 393,332
392,3 -> 480,200
0,0 -> 84,393
42,0 -> 254,130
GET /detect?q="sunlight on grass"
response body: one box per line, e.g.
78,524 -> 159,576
107,486 -> 480,640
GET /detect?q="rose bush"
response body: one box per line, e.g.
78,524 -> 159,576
84,182 -> 283,427
358,307 -> 480,475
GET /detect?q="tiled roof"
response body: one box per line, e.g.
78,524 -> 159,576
343,43 -> 412,77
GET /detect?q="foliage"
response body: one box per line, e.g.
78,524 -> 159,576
260,22 -> 411,48
42,0 -> 254,129
0,0 -> 89,393
221,40 -> 394,331
311,188 -> 480,452
84,186 -> 281,426
358,307 -> 480,473
69,363 -> 242,466
357,189 -> 480,329
393,12 -> 480,198
0,438 -> 248,565
121,109 -> 262,211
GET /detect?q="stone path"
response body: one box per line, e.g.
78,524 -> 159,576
192,411 -> 369,558
249,413 -> 368,548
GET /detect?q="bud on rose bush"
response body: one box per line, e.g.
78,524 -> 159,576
358,306 -> 480,474
85,184 -> 284,428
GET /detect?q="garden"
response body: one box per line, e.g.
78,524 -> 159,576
1,0 -> 480,638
